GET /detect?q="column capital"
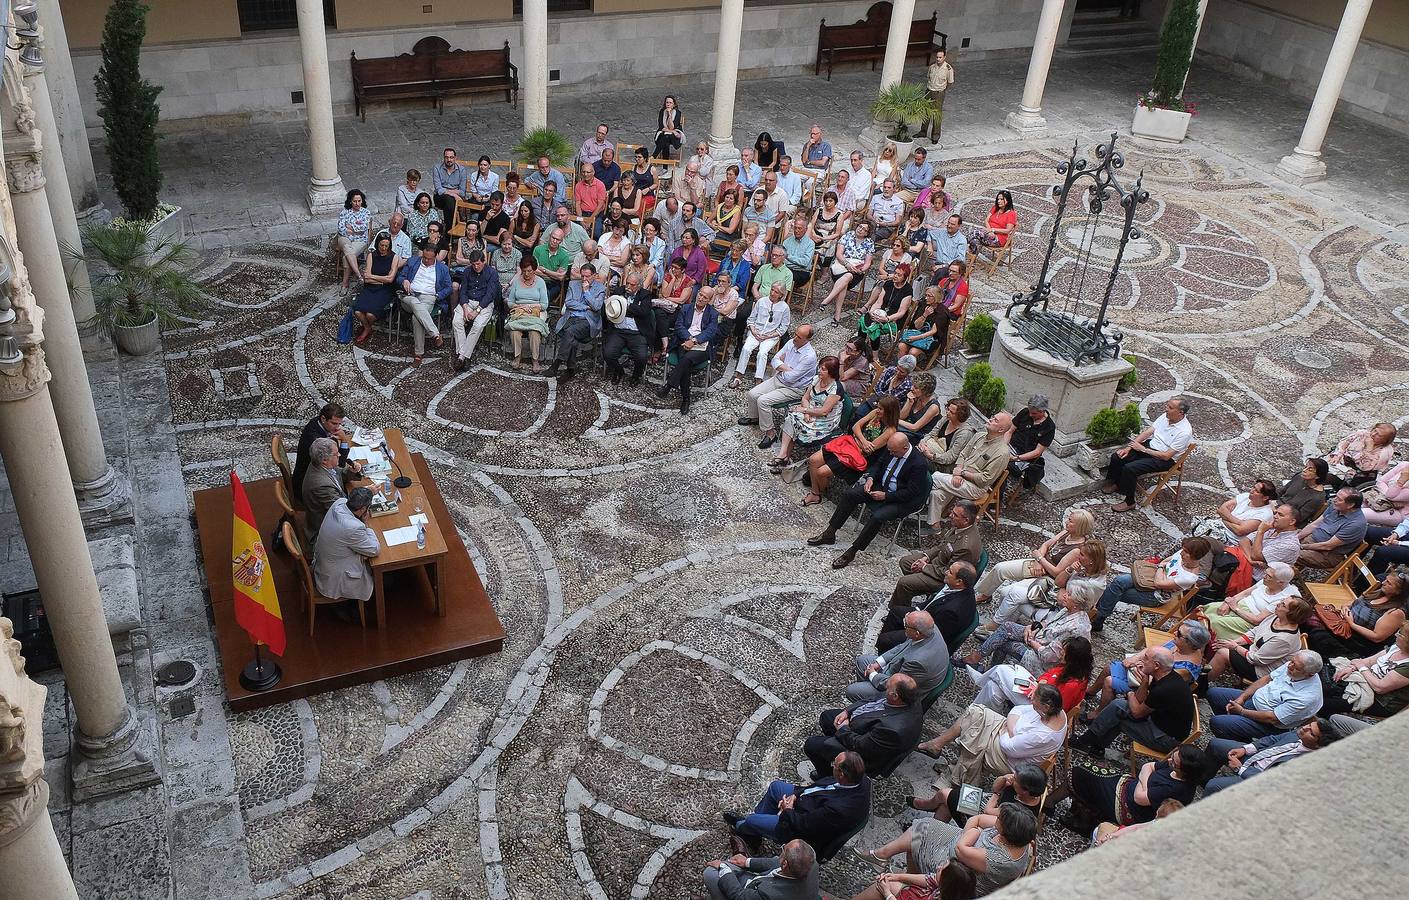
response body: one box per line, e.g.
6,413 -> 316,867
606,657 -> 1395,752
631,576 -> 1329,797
0,615 -> 50,848
5,151 -> 45,195
0,348 -> 52,403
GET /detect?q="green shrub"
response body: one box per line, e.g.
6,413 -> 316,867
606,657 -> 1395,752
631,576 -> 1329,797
95,0 -> 163,222
961,362 -> 992,402
975,377 -> 1006,417
964,312 -> 996,355
514,127 -> 574,166
1087,403 -> 1143,448
1145,0 -> 1201,111
1118,354 -> 1138,392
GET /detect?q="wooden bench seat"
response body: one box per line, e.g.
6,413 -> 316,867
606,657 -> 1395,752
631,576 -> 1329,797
815,1 -> 946,81
351,38 -> 517,122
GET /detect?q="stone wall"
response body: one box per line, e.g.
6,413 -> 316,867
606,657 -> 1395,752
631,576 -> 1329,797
1195,0 -> 1409,136
68,0 -> 1053,127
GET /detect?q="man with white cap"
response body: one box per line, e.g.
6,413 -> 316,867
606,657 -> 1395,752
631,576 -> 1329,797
603,272 -> 656,385
1007,394 -> 1056,492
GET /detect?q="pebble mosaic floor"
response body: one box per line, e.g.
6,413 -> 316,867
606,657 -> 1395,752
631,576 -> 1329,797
162,141 -> 1408,899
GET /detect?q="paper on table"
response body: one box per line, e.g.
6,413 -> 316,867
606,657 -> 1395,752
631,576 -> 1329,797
408,513 -> 429,526
352,426 -> 385,447
383,526 -> 420,547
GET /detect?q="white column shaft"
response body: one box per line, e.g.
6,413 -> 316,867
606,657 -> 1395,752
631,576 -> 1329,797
1020,0 -> 1066,112
27,70 -> 95,326
522,0 -> 548,133
1293,0 -> 1373,159
0,802 -> 79,900
878,0 -> 918,91
9,162 -> 112,495
708,0 -> 746,157
294,0 -> 344,211
0,391 -> 130,741
36,0 -> 103,222
1178,0 -> 1210,97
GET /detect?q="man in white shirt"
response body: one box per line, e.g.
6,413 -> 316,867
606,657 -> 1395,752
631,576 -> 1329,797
1208,652 -> 1325,741
740,325 -> 817,439
762,171 -> 793,223
844,151 -> 873,206
1103,396 -> 1194,511
930,213 -> 968,268
869,180 -> 905,241
383,212 -> 413,260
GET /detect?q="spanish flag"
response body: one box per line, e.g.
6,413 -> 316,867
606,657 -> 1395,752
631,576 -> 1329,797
230,472 -> 286,656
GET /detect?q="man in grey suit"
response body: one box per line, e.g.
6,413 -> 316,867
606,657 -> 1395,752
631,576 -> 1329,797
313,488 -> 380,603
696,839 -> 818,900
847,610 -> 950,702
300,437 -> 360,546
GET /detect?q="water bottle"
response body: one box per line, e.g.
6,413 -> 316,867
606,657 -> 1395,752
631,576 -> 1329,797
416,523 -> 426,549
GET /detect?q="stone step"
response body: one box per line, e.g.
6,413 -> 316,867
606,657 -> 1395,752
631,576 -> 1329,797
1033,451 -> 1100,504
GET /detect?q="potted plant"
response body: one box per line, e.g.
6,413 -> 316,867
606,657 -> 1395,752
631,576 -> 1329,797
1075,403 -> 1143,474
963,312 -> 997,356
1132,0 -> 1201,144
960,361 -> 992,404
85,222 -> 203,355
1117,354 -> 1139,393
94,0 -> 182,250
870,82 -> 938,161
514,127 -> 575,168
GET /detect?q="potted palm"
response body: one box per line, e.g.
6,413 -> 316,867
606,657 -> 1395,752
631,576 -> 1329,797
871,82 -> 938,162
85,222 -> 203,355
1132,0 -> 1201,144
94,0 -> 182,250
514,127 -> 574,168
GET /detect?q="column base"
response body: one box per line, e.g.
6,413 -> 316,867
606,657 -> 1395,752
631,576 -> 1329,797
1005,108 -> 1048,136
706,135 -> 739,164
74,201 -> 110,228
71,708 -> 161,803
75,464 -> 133,529
858,120 -> 891,154
1275,149 -> 1327,185
307,176 -> 348,215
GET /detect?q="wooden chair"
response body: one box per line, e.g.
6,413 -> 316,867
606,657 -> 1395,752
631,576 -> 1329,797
1304,546 -> 1374,608
1129,704 -> 1201,774
967,233 -> 1015,276
448,196 -> 482,238
974,469 -> 1008,528
282,521 -> 365,636
271,434 -> 301,510
1141,443 -> 1197,508
1133,583 -> 1202,635
651,157 -> 680,194
271,479 -> 302,552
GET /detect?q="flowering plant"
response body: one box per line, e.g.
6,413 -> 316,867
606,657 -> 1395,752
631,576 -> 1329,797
1138,93 -> 1197,116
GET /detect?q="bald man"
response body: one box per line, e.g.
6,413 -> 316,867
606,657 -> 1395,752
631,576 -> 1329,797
928,411 -> 1013,525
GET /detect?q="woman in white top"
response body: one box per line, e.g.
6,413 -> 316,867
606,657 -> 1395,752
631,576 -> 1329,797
730,286 -> 791,386
599,220 -> 633,282
1191,479 -> 1278,544
1199,562 -> 1300,641
917,683 -> 1067,785
1209,594 -> 1314,681
871,144 -> 898,191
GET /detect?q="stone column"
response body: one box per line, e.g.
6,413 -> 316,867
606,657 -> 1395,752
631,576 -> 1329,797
1178,0 -> 1210,97
24,24 -> 97,329
1005,0 -> 1067,135
0,617 -> 79,900
1275,0 -> 1374,185
4,97 -> 127,525
858,0 -> 919,151
521,0 -> 548,133
35,0 -> 104,224
295,0 -> 345,213
706,0 -> 746,161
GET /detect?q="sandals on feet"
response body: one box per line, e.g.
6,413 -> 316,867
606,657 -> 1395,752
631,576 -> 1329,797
801,492 -> 822,506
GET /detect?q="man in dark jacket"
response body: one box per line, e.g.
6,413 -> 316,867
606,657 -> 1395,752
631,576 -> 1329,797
805,675 -> 922,776
292,402 -> 346,497
878,559 -> 979,653
452,250 -> 498,370
696,839 -> 818,900
810,432 -> 930,569
603,272 -> 655,386
725,751 -> 870,856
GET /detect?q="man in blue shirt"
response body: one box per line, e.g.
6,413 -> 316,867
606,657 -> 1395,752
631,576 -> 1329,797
452,250 -> 498,370
1208,652 -> 1325,742
592,146 -> 622,190
432,147 -> 467,227
523,155 -> 567,199
780,219 -> 815,289
547,266 -> 605,382
738,148 -> 763,192
801,125 -> 833,172
898,148 -> 934,202
777,156 -> 803,207
930,213 -> 969,268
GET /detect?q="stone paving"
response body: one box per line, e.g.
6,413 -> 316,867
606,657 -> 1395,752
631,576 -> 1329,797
7,46 -> 1399,899
115,125 -> 1406,899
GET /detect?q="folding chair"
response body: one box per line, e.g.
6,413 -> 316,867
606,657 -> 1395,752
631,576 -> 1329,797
270,434 -> 299,509
448,197 -> 482,238
1304,546 -> 1374,608
968,232 -> 1015,276
974,469 -> 1008,528
1141,443 -> 1197,508
1133,583 -> 1201,634
1129,705 -> 1201,774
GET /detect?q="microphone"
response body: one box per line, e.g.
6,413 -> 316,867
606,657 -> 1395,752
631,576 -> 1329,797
382,440 -> 413,489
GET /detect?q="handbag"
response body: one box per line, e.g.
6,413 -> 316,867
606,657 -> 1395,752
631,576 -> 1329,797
822,434 -> 868,472
1315,603 -> 1353,639
1362,486 -> 1396,512
335,308 -> 357,344
1132,559 -> 1161,591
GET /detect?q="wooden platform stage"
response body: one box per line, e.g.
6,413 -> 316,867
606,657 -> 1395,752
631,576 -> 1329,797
195,454 -> 504,712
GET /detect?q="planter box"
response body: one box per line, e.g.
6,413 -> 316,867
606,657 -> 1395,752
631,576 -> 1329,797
140,205 -> 185,266
886,138 -> 916,165
1132,105 -> 1192,145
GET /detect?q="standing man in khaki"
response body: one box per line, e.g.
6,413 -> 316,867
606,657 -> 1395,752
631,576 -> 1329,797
926,50 -> 955,143
928,411 -> 1011,525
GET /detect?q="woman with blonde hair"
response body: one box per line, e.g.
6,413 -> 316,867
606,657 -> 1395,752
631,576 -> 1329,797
975,509 -> 1097,612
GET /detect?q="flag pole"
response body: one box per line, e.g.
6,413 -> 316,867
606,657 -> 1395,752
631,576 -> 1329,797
239,640 -> 282,692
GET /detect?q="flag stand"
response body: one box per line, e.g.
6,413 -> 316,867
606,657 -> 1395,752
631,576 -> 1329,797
239,642 -> 282,691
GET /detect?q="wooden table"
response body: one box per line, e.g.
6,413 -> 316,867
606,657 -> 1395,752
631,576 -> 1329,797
350,427 -> 449,628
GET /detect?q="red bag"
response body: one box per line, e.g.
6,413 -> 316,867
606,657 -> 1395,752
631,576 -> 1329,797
1222,545 -> 1254,598
823,435 -> 868,471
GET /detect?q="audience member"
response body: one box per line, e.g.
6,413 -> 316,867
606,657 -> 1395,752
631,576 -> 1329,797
809,674 -> 923,776
1101,396 -> 1194,512
394,169 -> 421,217
1364,460 -> 1409,526
1304,570 -> 1407,661
1327,422 -> 1398,485
781,219 -> 816,290
881,560 -> 979,655
754,131 -> 784,171
976,508 -> 1094,606
927,412 -> 1012,526
451,250 -> 498,371
1005,396 -> 1054,492
547,267 -> 605,383
1320,621 -> 1409,716
654,95 -> 685,160
801,125 -> 833,171
897,148 -> 934,202
335,189 -> 372,295
968,581 -> 1098,674
741,327 -> 819,441
468,155 -> 500,210
1075,644 -> 1196,759
917,397 -> 977,472
809,433 -> 930,570
1199,561 -> 1299,641
431,148 -> 467,224
872,144 -> 898,187
697,839 -> 818,900
966,191 -> 1016,256
351,235 -> 401,343
1090,536 -> 1210,632
817,221 -> 876,326
1070,745 -> 1212,830
658,290 -> 719,415
860,803 -> 1031,898
731,281 -> 791,388
592,146 -> 622,190
603,280 -> 654,386
889,499 -> 982,608
688,140 -> 717,183
574,163 -> 607,220
771,357 -> 844,469
1238,503 -> 1303,579
738,147 -> 763,192
968,636 -> 1094,715
1280,457 -> 1332,526
724,751 -> 871,857
918,684 -> 1067,784
850,611 -> 950,701
1207,651 -> 1324,741
931,214 -> 969,270
1203,717 -> 1341,796
870,180 -> 906,241
533,226 -> 572,301
398,246 -> 451,367
505,256 -> 551,373
857,263 -> 914,344
804,395 -> 899,506
910,764 -> 1045,831
1297,487 -> 1368,568
578,124 -> 611,166
524,156 -> 567,202
1192,479 -> 1277,543
1208,595 -> 1313,683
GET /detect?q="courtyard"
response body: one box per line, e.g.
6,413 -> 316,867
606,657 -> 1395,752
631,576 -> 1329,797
19,50 -> 1409,899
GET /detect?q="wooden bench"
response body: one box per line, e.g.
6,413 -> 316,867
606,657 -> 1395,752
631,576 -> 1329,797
350,38 -> 517,122
815,1 -> 947,81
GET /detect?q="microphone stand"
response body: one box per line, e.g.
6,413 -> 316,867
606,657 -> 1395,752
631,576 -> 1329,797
382,440 -> 413,489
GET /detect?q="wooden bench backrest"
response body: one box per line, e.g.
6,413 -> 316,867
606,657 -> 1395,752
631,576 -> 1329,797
819,21 -> 884,49
906,16 -> 936,44
434,45 -> 510,79
353,53 -> 435,85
